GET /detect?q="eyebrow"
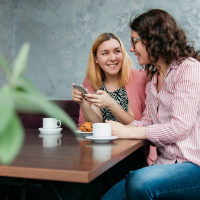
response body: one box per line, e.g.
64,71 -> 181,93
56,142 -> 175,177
101,47 -> 121,52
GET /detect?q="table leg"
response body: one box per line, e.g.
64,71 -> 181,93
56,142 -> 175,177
48,181 -> 62,200
21,178 -> 27,200
5,184 -> 10,200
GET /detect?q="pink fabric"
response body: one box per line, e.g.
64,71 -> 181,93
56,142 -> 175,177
78,69 -> 157,165
131,58 -> 200,166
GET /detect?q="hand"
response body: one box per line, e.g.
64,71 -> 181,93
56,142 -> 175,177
84,90 -> 114,108
105,120 -> 130,139
71,83 -> 84,103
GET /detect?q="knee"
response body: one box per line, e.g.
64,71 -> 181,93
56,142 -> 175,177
125,169 -> 150,199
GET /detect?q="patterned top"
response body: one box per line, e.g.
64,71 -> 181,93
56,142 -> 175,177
100,80 -> 128,122
130,58 -> 200,166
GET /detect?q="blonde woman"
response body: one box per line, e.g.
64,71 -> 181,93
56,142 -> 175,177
71,32 -> 156,166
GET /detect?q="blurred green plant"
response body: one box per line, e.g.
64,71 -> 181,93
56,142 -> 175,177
0,43 -> 77,165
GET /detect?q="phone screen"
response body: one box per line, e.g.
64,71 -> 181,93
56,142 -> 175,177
73,85 -> 89,94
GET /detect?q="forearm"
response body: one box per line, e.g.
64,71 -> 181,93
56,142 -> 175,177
108,121 -> 147,139
127,126 -> 147,139
108,100 -> 135,125
80,100 -> 103,123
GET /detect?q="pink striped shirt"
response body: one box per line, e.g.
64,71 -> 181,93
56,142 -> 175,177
131,58 -> 200,166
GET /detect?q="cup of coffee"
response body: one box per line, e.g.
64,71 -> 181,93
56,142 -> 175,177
42,136 -> 61,148
93,123 -> 111,138
43,118 -> 61,129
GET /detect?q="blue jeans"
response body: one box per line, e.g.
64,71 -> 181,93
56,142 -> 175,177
101,162 -> 200,200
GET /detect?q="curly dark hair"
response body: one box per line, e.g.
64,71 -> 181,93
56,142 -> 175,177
129,9 -> 200,80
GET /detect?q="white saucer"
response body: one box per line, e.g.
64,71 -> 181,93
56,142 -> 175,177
85,136 -> 118,143
38,128 -> 62,134
75,130 -> 93,137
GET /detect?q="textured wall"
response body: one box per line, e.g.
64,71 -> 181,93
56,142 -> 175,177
2,0 -> 200,99
0,0 -> 14,86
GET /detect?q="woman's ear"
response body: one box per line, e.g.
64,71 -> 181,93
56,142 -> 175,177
93,54 -> 98,64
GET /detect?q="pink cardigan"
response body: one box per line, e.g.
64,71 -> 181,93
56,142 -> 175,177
78,69 -> 157,165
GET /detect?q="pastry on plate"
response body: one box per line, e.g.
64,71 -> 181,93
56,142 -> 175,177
80,122 -> 93,132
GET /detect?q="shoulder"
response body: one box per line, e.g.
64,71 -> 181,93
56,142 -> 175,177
126,69 -> 147,95
182,57 -> 200,64
175,58 -> 200,80
82,77 -> 90,86
128,69 -> 148,84
130,68 -> 145,75
82,77 -> 95,93
126,69 -> 147,117
176,57 -> 200,69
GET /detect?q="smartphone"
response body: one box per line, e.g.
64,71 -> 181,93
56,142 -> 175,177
73,84 -> 90,94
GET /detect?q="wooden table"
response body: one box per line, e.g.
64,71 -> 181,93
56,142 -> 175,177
0,129 -> 148,183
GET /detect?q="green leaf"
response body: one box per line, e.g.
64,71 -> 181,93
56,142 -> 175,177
0,55 -> 11,80
0,113 -> 24,165
15,90 -> 77,134
15,77 -> 78,135
12,43 -> 30,84
15,76 -> 41,97
14,77 -> 42,113
17,76 -> 35,92
0,85 -> 15,135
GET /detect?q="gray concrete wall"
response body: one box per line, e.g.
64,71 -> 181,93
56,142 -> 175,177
1,0 -> 200,99
0,0 -> 14,85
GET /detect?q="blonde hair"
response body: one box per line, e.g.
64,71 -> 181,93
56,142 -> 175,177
86,33 -> 133,90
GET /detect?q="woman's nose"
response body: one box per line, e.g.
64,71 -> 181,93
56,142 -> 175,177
130,45 -> 135,52
109,53 -> 116,61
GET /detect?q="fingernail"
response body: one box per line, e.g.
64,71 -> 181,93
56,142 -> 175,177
84,99 -> 87,101
82,95 -> 85,97
94,91 -> 97,93
81,93 -> 83,95
81,98 -> 83,100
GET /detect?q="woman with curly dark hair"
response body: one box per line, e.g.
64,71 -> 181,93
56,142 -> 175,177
101,9 -> 200,200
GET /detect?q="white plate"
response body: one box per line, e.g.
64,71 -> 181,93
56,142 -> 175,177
75,130 -> 93,137
85,136 -> 118,143
38,128 -> 62,134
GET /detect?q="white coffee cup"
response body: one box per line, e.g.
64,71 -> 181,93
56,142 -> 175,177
43,118 -> 61,129
93,123 -> 111,138
42,136 -> 61,148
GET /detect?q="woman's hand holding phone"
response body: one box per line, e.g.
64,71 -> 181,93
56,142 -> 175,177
71,83 -> 114,109
71,83 -> 85,103
84,90 -> 114,109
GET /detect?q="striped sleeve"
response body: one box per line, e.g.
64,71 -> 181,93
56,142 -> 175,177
146,60 -> 200,146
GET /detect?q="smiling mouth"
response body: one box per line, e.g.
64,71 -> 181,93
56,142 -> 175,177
107,63 -> 118,67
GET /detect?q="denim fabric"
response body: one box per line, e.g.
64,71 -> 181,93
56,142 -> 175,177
101,162 -> 200,200
101,179 -> 127,200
